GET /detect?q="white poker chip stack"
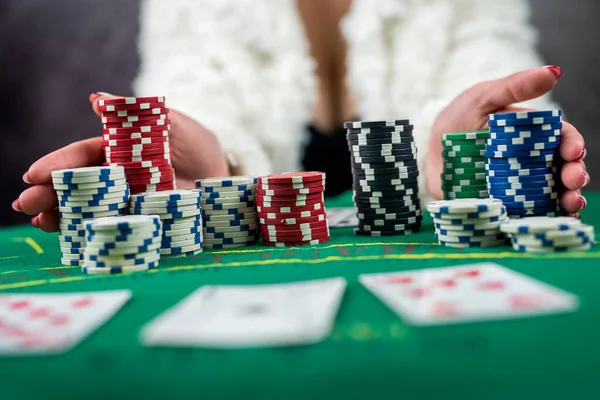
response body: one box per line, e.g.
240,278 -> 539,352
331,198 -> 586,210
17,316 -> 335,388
128,190 -> 204,258
426,198 -> 509,248
82,215 -> 162,274
195,176 -> 260,250
500,216 -> 595,252
52,166 -> 130,266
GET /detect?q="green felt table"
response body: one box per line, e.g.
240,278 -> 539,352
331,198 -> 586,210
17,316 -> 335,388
0,191 -> 599,400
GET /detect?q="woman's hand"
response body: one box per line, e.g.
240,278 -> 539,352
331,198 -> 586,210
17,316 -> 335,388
427,66 -> 587,217
13,93 -> 229,232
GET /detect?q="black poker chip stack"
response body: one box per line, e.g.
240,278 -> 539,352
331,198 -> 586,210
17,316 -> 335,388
345,119 -> 422,236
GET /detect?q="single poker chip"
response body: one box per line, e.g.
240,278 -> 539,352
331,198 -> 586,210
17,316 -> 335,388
352,165 -> 418,175
203,189 -> 255,199
203,212 -> 257,222
255,186 -> 324,196
443,172 -> 486,181
59,201 -> 128,214
131,203 -> 200,214
512,242 -> 592,253
347,136 -> 414,145
83,249 -> 161,267
357,210 -> 422,223
513,234 -> 591,247
161,248 -> 203,258
102,130 -> 170,141
486,135 -> 559,146
101,113 -> 167,124
204,235 -> 258,245
427,198 -> 504,214
442,131 -> 490,141
430,206 -> 506,220
202,203 -> 256,213
53,174 -> 126,185
358,215 -> 423,228
352,154 -> 416,163
127,177 -> 174,187
356,204 -> 419,215
352,158 -> 417,168
106,153 -> 171,163
518,224 -> 593,240
256,199 -> 324,208
485,180 -> 556,190
353,226 -> 421,237
103,117 -> 171,129
101,106 -> 168,117
104,142 -> 170,153
130,197 -> 200,207
204,207 -> 258,217
125,169 -> 174,180
198,183 -> 258,193
58,188 -> 131,202
353,187 -> 418,198
85,242 -> 162,257
441,156 -> 486,165
434,220 -> 503,231
349,141 -> 416,151
84,215 -> 161,233
262,231 -> 330,243
259,214 -> 327,226
352,169 -> 419,179
437,227 -> 504,237
59,209 -> 127,220
442,143 -> 486,153
131,189 -> 200,202
160,243 -> 204,255
444,190 -> 489,199
132,208 -> 202,220
499,216 -> 581,234
346,125 -> 414,136
162,226 -> 202,238
486,175 -> 555,185
161,237 -> 203,249
501,200 -> 560,210
444,161 -> 487,171
350,149 -> 417,159
197,176 -> 258,188
442,150 -> 486,159
432,214 -> 507,227
103,137 -> 169,147
262,237 -> 330,247
61,258 -> 84,266
128,183 -> 176,193
256,192 -> 323,202
256,203 -> 323,214
258,172 -> 325,185
163,220 -> 202,232
204,231 -> 257,241
203,195 -> 256,205
484,148 -> 557,158
488,130 -> 562,141
486,168 -> 555,178
435,232 -> 506,243
488,123 -> 562,134
204,242 -> 256,250
489,110 -> 561,121
344,119 -> 411,129
99,101 -> 165,113
353,193 -> 419,204
261,223 -> 329,234
82,263 -> 158,274
51,166 -> 124,179
353,183 -> 419,194
59,194 -> 130,208
204,224 -> 258,234
53,178 -> 128,190
486,141 -> 560,152
260,208 -> 325,220
353,177 -> 418,187
104,159 -> 172,169
485,161 -> 554,170
442,138 -> 487,147
98,96 -> 166,106
489,186 -> 556,196
488,116 -> 562,127
257,181 -> 324,191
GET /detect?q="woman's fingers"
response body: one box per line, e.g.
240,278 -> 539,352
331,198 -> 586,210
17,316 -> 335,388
561,160 -> 589,191
18,184 -> 58,216
560,189 -> 585,214
24,137 -> 104,185
559,121 -> 585,162
36,210 -> 60,233
89,92 -> 123,116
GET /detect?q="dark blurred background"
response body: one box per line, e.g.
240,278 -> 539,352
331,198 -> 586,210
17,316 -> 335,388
1,0 -> 598,227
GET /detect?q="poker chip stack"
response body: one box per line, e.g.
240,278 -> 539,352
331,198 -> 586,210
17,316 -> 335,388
427,198 -> 509,248
196,177 -> 260,249
486,110 -> 562,217
52,166 -> 130,266
256,172 -> 330,247
500,216 -> 594,252
441,131 -> 489,199
82,215 -> 162,274
98,96 -> 176,194
345,120 -> 422,236
129,190 -> 203,257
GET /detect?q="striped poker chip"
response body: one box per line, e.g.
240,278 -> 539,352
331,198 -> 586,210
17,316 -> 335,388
98,96 -> 166,106
101,107 -> 169,117
258,171 -> 325,185
262,236 -> 330,247
488,116 -> 562,127
344,119 -> 410,129
489,110 -> 561,121
98,101 -> 165,112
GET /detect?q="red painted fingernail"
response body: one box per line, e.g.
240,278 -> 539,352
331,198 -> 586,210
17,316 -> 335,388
11,199 -> 21,212
575,147 -> 587,161
582,172 -> 590,188
31,216 -> 39,227
544,65 -> 563,79
579,195 -> 587,211
22,172 -> 32,184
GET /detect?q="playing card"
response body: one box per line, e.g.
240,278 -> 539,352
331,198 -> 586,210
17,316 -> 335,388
0,290 -> 131,356
140,278 -> 346,348
360,263 -> 578,326
327,208 -> 358,227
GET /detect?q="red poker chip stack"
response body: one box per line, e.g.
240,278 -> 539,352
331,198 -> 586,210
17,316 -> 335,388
256,171 -> 330,247
98,96 -> 176,194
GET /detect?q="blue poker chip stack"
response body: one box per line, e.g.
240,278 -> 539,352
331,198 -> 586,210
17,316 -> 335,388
52,166 -> 130,266
196,176 -> 259,249
345,119 -> 422,236
500,216 -> 594,252
129,190 -> 204,257
427,198 -> 509,248
82,215 -> 162,274
486,110 -> 562,217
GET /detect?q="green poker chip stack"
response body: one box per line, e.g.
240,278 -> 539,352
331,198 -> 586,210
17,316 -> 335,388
441,131 -> 490,200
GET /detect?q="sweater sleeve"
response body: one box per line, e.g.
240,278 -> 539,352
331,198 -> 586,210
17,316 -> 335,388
133,0 -> 273,177
415,0 -> 559,200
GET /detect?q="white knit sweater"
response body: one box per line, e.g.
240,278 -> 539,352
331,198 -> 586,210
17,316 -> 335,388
134,0 -> 555,198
